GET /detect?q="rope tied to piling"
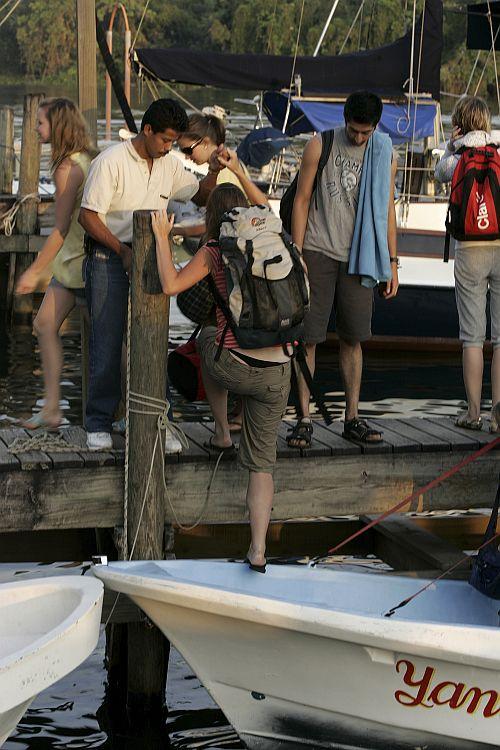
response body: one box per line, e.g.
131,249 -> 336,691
0,193 -> 40,236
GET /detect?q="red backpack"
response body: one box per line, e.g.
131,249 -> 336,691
444,146 -> 500,261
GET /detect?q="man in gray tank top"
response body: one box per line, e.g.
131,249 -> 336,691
287,91 -> 399,448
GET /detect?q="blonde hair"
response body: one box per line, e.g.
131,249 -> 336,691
39,97 -> 97,173
451,95 -> 491,135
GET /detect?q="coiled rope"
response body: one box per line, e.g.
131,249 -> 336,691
0,193 -> 40,236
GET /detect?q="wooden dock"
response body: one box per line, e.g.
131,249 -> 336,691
1,417 -> 498,535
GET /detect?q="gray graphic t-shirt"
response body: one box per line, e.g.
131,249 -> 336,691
303,126 -> 367,262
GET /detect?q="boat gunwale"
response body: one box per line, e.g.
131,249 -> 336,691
0,576 -> 103,674
93,565 -> 500,671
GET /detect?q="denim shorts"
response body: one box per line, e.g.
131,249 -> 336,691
197,327 -> 291,474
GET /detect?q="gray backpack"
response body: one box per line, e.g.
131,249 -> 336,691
209,205 -> 310,352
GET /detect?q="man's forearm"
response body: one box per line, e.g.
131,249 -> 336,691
192,170 -> 219,207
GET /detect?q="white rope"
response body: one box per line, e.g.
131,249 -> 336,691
7,431 -> 85,453
282,0 -> 306,135
0,0 -> 22,28
465,49 -> 483,94
474,23 -> 500,95
0,193 -> 40,236
131,0 -> 151,49
404,0 -> 426,206
338,0 -> 365,55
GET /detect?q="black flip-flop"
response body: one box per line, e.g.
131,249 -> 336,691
203,437 -> 236,455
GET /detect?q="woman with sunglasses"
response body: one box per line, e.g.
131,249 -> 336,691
177,115 -> 253,432
178,113 -> 250,191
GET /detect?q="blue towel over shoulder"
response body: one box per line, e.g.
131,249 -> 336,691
348,130 -> 393,288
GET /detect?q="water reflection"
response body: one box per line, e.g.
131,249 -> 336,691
1,296 -> 486,426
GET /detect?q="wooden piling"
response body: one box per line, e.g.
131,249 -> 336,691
11,94 -> 43,323
125,209 -> 171,720
76,0 -> 98,145
0,106 -> 14,195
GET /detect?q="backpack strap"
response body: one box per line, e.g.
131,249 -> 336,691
485,478 -> 500,542
314,129 -> 335,210
294,341 -> 332,425
206,272 -> 236,362
444,230 -> 451,263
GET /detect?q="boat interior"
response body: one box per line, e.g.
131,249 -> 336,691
102,560 -> 500,627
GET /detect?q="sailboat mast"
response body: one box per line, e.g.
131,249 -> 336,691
313,0 -> 341,56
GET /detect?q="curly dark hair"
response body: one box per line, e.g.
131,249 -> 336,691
141,98 -> 188,134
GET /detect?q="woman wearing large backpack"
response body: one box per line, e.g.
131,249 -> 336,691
435,95 -> 500,432
152,165 -> 291,573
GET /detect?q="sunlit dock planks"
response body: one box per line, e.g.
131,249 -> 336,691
1,417 -> 498,534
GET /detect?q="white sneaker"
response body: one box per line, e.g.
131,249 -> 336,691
87,431 -> 113,451
165,424 -> 182,454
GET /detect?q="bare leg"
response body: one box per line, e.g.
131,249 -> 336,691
339,337 -> 363,421
462,346 -> 484,421
201,368 -> 232,448
32,285 -> 76,425
492,348 -> 500,407
246,471 -> 273,566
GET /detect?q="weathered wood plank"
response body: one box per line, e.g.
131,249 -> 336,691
380,419 -> 450,452
313,421 -> 363,456
0,428 -> 53,471
179,422 -> 214,462
329,420 -> 392,454
61,425 -> 116,467
0,466 -> 123,531
427,417 -> 497,447
416,418 -> 481,451
371,419 -> 422,453
0,435 -> 21,471
0,448 -> 498,531
361,513 -> 466,571
0,235 -> 46,254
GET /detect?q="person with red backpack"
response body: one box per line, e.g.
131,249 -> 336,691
435,95 -> 500,433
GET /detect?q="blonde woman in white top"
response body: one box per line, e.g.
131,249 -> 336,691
15,98 -> 96,430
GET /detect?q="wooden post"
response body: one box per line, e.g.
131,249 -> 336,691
11,93 -> 43,323
0,106 -> 14,194
126,209 -> 171,721
76,0 -> 98,145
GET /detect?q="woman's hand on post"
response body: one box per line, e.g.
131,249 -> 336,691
15,267 -> 39,295
151,209 -> 175,244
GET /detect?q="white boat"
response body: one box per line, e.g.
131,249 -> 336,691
0,575 -> 103,747
93,559 -> 500,750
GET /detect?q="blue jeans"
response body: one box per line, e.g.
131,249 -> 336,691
84,246 -> 129,433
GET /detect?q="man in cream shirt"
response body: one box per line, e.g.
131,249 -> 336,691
80,98 -> 222,450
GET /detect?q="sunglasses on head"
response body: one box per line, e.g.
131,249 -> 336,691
180,137 -> 203,156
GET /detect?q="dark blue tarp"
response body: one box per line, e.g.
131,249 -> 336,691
263,93 -> 437,144
236,127 -> 290,168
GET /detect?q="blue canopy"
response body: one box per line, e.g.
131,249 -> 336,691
263,92 -> 437,144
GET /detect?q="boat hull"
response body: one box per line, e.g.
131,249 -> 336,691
0,576 -> 103,747
94,562 -> 500,750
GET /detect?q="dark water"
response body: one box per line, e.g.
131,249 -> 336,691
4,632 -> 244,749
0,304 -> 489,426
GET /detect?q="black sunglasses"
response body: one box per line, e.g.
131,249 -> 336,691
180,137 -> 203,156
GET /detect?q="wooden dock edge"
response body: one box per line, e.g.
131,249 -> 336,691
1,450 -> 498,533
